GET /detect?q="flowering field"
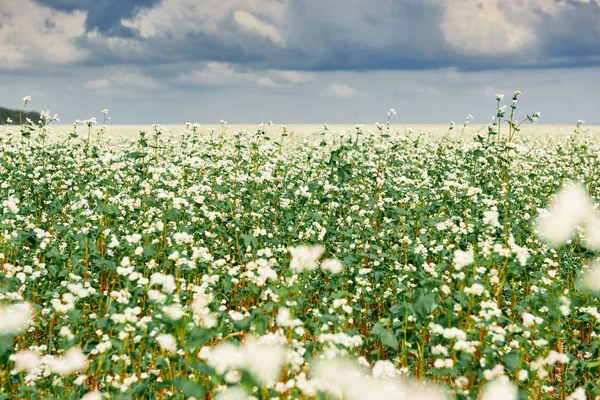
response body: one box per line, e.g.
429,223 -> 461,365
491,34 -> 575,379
2,95 -> 600,399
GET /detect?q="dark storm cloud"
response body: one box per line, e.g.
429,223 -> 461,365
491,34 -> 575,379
34,0 -> 159,35
537,1 -> 600,60
277,0 -> 451,71
76,32 -> 265,67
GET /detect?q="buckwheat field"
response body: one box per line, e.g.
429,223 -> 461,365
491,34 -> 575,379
3,93 -> 600,400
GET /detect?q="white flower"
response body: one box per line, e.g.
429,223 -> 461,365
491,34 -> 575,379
81,391 -> 104,400
372,360 -> 397,379
202,313 -> 217,329
150,273 -> 176,293
23,96 -> 32,104
495,94 -> 504,101
582,212 -> 600,250
191,294 -> 209,314
288,245 -> 324,272
483,210 -> 500,227
567,387 -> 587,400
156,334 -> 177,353
0,303 -> 33,335
580,259 -> 600,291
522,312 -> 542,328
229,311 -> 245,321
517,369 -> 528,381
243,338 -> 285,383
59,326 -> 75,339
50,348 -> 87,375
208,343 -> 244,374
313,358 -> 369,400
321,258 -> 343,274
276,307 -> 292,327
481,379 -> 518,400
163,304 -> 184,320
215,387 -> 248,400
314,358 -> 434,400
9,350 -> 40,371
453,250 -> 474,270
536,184 -> 594,246
464,283 -> 485,296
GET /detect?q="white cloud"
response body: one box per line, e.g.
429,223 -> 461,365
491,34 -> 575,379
177,62 -> 257,86
233,10 -> 285,45
328,84 -> 359,98
440,0 -> 537,56
0,0 -> 87,69
85,29 -> 147,57
273,70 -> 315,84
524,0 -> 596,16
122,0 -> 286,40
85,79 -> 109,90
177,63 -> 314,88
256,77 -> 278,87
84,68 -> 160,94
440,0 -> 600,57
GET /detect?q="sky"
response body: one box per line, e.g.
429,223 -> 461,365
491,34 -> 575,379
0,0 -> 599,124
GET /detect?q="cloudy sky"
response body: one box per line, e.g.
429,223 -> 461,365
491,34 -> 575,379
0,0 -> 599,124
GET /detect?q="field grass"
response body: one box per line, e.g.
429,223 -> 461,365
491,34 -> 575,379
1,101 -> 600,399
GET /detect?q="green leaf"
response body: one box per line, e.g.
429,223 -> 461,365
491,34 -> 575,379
502,350 -> 521,372
174,378 -> 206,398
184,329 -> 210,350
0,335 -> 14,356
371,323 -> 398,349
131,382 -> 149,396
586,360 -> 600,369
413,292 -> 437,318
83,339 -> 99,354
166,208 -> 180,221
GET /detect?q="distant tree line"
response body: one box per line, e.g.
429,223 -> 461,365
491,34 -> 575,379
0,107 -> 40,125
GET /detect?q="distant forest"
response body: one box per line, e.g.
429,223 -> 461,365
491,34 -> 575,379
0,107 -> 39,125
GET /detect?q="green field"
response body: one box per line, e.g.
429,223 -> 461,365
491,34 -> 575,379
2,98 -> 600,399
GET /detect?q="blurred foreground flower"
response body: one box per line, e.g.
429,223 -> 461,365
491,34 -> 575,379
9,350 -> 40,372
81,391 -> 103,400
49,348 -> 87,375
201,336 -> 285,384
0,303 -> 33,335
321,258 -> 344,274
156,333 -> 178,353
580,259 -> 600,291
536,183 -> 598,247
481,379 -> 517,400
313,358 -> 447,400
